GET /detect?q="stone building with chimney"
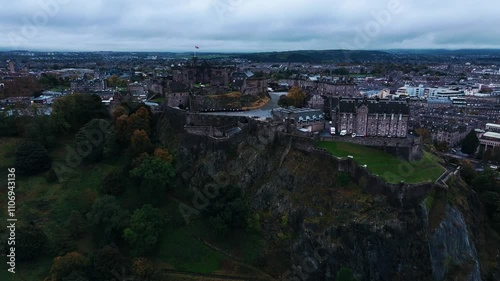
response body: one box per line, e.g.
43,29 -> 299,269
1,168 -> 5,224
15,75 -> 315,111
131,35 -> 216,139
327,97 -> 410,138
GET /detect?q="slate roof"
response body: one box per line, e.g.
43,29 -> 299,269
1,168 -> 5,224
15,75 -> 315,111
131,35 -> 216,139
330,97 -> 409,115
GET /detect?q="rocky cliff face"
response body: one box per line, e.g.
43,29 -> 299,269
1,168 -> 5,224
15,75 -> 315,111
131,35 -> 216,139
423,204 -> 481,281
159,115 -> 488,281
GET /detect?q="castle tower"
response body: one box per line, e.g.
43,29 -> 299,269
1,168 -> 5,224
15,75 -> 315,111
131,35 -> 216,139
8,61 -> 15,73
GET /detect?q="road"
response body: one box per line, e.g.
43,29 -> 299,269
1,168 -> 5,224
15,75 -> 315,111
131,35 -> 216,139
201,92 -> 287,118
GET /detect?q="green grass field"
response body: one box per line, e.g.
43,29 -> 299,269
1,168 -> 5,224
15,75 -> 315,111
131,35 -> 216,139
317,141 -> 445,184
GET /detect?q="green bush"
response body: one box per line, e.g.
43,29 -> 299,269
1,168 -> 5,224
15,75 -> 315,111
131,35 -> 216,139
15,141 -> 51,175
15,225 -> 48,261
101,171 -> 125,196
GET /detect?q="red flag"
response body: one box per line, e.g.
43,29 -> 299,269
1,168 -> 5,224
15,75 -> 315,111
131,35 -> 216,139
195,46 -> 199,49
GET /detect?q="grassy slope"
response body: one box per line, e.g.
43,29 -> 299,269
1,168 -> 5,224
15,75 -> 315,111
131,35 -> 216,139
317,140 -> 445,184
0,136 -> 267,279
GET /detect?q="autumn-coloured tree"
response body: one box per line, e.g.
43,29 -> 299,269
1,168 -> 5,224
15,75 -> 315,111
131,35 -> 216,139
127,107 -> 151,137
415,128 -> 432,144
112,106 -> 128,122
131,129 -> 153,155
0,76 -> 43,98
435,141 -> 448,152
132,257 -> 160,280
287,86 -> 306,107
132,107 -> 150,121
154,147 -> 173,164
278,89 -> 306,107
45,252 -> 89,281
115,114 -> 130,145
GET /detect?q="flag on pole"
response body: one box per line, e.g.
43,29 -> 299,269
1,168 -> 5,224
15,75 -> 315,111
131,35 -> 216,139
195,46 -> 200,49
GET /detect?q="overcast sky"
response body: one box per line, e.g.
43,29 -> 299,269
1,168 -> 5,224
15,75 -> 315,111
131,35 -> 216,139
2,0 -> 500,52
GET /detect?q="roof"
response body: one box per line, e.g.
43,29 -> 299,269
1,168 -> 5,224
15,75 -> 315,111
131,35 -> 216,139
366,100 -> 410,115
486,123 -> 500,129
332,97 -> 409,115
483,132 -> 500,140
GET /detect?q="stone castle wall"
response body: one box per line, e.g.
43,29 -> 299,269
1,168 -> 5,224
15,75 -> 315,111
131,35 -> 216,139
319,135 -> 423,161
159,110 -> 434,207
279,134 -> 435,208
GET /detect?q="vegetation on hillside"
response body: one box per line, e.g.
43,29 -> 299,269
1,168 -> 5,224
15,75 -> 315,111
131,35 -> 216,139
0,95 -> 268,281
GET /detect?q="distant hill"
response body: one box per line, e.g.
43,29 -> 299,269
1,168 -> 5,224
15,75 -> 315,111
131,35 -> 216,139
386,49 -> 500,55
230,49 -> 393,63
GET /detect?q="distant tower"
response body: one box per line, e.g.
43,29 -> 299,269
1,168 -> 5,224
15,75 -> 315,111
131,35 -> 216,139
8,61 -> 15,73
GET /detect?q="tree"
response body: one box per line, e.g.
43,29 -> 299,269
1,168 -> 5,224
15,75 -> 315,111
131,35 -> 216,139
92,245 -> 128,280
460,160 -> 476,184
103,130 -> 120,158
101,171 -> 125,196
435,141 -> 448,152
123,204 -> 166,256
482,148 -> 493,161
461,130 -> 479,155
46,252 -> 89,281
15,225 -> 48,261
278,95 -> 290,107
74,119 -> 113,163
24,105 -> 57,148
132,257 -> 160,280
336,267 -> 357,281
491,146 -> 500,163
39,73 -> 69,89
127,107 -> 151,137
130,155 -> 175,198
115,114 -> 130,145
205,186 -> 249,236
66,211 -> 86,238
415,128 -> 432,144
86,196 -> 129,240
130,129 -> 153,155
472,168 -> 500,194
153,147 -> 174,164
106,75 -> 128,88
0,76 -> 43,98
51,94 -> 108,132
287,86 -> 306,107
332,68 -> 350,75
15,141 -> 51,175
0,110 -> 21,137
112,106 -> 128,122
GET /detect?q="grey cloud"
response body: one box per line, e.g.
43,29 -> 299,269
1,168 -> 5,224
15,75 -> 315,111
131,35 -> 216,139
1,0 -> 500,51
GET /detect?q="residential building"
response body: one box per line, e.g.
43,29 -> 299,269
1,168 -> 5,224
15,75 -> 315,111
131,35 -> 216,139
272,107 -> 325,132
327,97 -> 409,138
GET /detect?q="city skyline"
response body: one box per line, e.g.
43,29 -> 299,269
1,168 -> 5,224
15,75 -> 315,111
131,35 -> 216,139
2,0 -> 500,52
